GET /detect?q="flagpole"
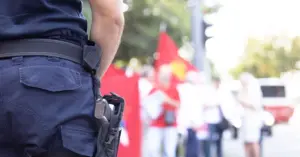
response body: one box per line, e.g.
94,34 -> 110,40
188,0 -> 205,71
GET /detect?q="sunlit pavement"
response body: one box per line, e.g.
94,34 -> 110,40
224,124 -> 300,157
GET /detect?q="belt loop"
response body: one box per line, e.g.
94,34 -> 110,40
11,56 -> 24,65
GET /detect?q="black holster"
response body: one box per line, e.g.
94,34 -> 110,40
94,93 -> 125,157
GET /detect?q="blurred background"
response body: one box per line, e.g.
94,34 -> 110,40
84,0 -> 300,157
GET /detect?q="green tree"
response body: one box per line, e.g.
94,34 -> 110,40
82,0 -> 190,62
82,0 -> 220,63
230,37 -> 300,78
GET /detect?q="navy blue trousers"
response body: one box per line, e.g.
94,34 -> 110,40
0,56 -> 99,157
185,129 -> 200,157
202,124 -> 223,157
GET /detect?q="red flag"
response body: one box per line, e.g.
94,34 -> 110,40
155,32 -> 179,68
155,32 -> 198,84
101,73 -> 141,157
103,65 -> 126,79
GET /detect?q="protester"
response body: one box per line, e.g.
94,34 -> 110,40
208,77 -> 227,157
210,76 -> 242,157
177,71 -> 205,157
237,73 -> 263,157
144,64 -> 180,157
139,66 -> 156,103
200,76 -> 222,157
139,66 -> 156,157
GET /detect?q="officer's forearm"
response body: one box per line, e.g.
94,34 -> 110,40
88,0 -> 125,79
91,14 -> 124,79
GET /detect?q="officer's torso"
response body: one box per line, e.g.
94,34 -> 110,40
0,0 -> 87,43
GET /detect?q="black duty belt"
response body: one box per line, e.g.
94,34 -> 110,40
0,39 -> 101,74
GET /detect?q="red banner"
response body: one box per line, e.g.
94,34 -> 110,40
101,67 -> 141,157
154,32 -> 198,85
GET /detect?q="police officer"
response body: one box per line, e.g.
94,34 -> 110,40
0,0 -> 124,156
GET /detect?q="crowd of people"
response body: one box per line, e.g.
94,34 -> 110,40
138,64 -> 264,157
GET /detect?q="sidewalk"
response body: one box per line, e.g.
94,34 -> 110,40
223,124 -> 300,157
223,131 -> 244,157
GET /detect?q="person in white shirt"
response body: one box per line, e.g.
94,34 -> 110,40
200,76 -> 222,157
237,73 -> 263,157
212,77 -> 235,157
200,76 -> 238,157
177,71 -> 206,157
143,65 -> 180,157
139,66 -> 155,157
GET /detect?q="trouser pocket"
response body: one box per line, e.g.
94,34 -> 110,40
45,124 -> 97,157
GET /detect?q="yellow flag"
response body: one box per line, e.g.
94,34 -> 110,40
170,60 -> 187,80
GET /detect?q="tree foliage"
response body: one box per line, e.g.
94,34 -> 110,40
82,0 -> 220,63
82,0 -> 191,63
230,37 -> 300,78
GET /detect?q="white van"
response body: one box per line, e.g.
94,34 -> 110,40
259,78 -> 294,123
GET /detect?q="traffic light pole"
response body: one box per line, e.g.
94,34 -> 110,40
189,0 -> 205,71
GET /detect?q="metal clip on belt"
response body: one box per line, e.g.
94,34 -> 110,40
0,39 -> 101,74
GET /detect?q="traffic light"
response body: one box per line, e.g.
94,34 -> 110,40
202,20 -> 212,49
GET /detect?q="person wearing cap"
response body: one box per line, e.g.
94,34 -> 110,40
0,0 -> 125,156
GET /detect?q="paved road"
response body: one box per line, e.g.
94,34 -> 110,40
224,124 -> 300,157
